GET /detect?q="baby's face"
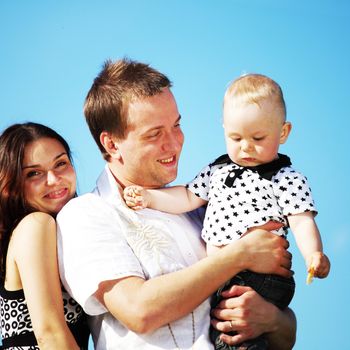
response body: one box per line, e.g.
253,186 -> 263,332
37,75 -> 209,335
223,99 -> 291,167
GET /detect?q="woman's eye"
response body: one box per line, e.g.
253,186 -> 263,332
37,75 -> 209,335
56,161 -> 67,168
26,170 -> 40,178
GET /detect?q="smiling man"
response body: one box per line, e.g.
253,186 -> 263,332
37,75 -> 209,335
56,58 -> 296,350
102,87 -> 184,188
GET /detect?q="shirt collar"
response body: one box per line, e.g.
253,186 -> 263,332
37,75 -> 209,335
214,154 -> 292,187
95,164 -> 124,207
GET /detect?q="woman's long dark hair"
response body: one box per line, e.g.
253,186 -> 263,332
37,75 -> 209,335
0,122 -> 73,282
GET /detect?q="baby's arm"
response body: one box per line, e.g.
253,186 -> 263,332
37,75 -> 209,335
124,185 -> 207,213
288,212 -> 330,282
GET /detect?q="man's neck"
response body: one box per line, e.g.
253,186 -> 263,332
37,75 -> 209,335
107,163 -> 128,189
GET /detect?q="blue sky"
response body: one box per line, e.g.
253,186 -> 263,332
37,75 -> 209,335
1,1 -> 349,348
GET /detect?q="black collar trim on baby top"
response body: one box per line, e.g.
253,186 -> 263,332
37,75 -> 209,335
211,153 -> 292,187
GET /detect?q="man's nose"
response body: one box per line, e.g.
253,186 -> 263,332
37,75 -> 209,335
162,132 -> 183,152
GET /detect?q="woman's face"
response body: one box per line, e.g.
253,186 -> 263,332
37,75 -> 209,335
22,137 -> 76,215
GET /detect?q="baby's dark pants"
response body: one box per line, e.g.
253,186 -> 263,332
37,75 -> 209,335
210,270 -> 295,350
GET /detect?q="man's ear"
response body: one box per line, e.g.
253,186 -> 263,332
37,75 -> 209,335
100,131 -> 122,160
280,121 -> 292,144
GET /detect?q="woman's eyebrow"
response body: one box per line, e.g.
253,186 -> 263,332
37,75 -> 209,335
22,152 -> 67,169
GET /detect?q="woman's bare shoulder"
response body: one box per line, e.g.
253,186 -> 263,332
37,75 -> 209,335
12,212 -> 56,241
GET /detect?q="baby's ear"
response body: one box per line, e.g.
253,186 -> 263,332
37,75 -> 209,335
280,122 -> 292,144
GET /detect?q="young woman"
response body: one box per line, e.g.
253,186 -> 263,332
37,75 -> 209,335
0,122 -> 89,349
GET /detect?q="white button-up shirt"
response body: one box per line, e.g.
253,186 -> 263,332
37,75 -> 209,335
57,165 -> 213,349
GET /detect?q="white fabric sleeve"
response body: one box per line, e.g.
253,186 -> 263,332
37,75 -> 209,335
57,194 -> 144,316
186,164 -> 212,201
274,169 -> 317,217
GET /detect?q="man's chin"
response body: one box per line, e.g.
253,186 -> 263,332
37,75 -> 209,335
165,172 -> 178,185
153,174 -> 178,188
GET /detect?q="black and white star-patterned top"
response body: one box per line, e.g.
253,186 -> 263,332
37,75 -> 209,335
186,153 -> 316,246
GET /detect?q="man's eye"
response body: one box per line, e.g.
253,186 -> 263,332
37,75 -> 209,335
148,131 -> 160,138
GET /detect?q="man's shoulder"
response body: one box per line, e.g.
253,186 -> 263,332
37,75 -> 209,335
65,192 -> 101,206
58,192 -> 110,218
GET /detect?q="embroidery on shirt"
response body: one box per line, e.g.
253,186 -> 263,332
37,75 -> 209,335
126,221 -> 181,275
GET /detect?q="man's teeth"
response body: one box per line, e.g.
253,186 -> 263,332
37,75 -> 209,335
159,157 -> 173,163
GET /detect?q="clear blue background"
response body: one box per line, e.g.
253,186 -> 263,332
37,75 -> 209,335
1,1 -> 349,349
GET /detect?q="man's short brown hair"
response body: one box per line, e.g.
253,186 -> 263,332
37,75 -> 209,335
84,58 -> 172,160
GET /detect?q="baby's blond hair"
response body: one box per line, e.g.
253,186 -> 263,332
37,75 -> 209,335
224,74 -> 286,121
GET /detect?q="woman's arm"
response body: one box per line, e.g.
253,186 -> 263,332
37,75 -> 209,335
95,229 -> 292,333
13,212 -> 79,350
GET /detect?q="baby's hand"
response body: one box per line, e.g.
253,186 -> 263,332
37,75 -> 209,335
123,185 -> 149,210
306,251 -> 330,284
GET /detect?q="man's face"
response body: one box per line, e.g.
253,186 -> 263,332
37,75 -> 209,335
114,88 -> 184,188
